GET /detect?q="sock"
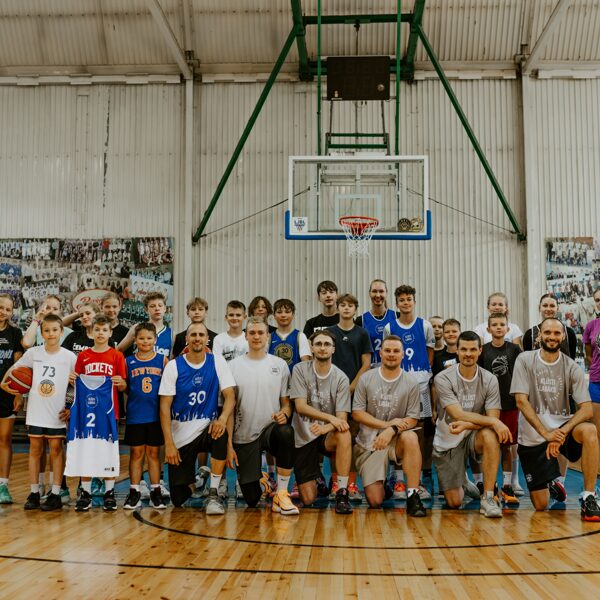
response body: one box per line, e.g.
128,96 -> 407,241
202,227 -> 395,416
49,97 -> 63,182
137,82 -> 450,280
484,491 -> 495,500
337,475 -> 349,491
407,488 -> 419,497
160,479 -> 166,485
395,468 -> 404,481
473,473 -> 483,484
277,474 -> 291,491
0,478 -> 8,485
151,484 -> 160,489
131,484 -> 140,492
503,471 -> 512,486
31,484 -> 40,493
582,491 -> 595,500
82,481 -> 92,493
210,474 -> 222,490
105,480 -> 115,492
38,473 -> 45,485
51,485 -> 61,495
49,473 -> 54,485
558,475 -> 566,485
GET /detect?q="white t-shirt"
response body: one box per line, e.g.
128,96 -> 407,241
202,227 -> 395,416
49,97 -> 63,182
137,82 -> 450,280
229,354 -> 290,444
212,332 -> 249,362
16,346 -> 77,429
474,321 -> 523,345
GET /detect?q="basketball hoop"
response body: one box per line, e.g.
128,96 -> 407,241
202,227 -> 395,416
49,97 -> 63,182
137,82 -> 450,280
339,216 -> 379,259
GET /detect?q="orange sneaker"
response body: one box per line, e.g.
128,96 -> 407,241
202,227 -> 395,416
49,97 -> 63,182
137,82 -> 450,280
392,481 -> 406,500
272,489 -> 300,515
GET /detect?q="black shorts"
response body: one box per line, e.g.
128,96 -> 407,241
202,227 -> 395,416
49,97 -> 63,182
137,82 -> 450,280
0,394 -> 16,419
124,421 -> 164,447
168,426 -> 228,488
422,416 -> 436,438
28,425 -> 66,438
234,422 -> 280,486
294,435 -> 333,485
518,433 -> 582,492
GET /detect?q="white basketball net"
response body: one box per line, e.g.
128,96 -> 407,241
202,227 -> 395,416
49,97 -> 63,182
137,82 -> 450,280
339,216 -> 380,259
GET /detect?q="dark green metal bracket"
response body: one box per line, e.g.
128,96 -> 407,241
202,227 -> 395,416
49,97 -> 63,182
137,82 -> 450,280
290,0 -> 312,81
404,0 -> 426,81
417,25 -> 525,241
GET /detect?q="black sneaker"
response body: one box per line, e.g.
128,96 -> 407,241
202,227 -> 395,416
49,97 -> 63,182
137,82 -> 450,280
549,479 -> 567,502
334,488 -> 353,514
406,490 -> 427,517
103,489 -> 117,512
476,481 -> 484,496
75,490 -> 92,512
123,488 -> 142,510
24,492 -> 41,510
316,476 -> 329,498
41,492 -> 63,512
581,494 -> 600,522
150,486 -> 166,509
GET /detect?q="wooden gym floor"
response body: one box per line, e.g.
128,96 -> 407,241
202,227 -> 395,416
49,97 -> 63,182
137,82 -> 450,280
1,448 -> 600,599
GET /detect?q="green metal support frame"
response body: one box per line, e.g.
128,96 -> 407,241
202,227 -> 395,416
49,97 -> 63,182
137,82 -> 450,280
290,0 -> 311,81
416,25 -> 525,241
192,27 -> 297,243
404,0 -> 426,80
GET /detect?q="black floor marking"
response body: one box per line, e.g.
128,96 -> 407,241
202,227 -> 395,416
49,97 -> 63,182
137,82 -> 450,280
133,508 -> 600,550
1,552 -> 600,577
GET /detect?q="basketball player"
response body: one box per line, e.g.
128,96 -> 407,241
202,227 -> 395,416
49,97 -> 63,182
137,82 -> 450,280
290,330 -> 352,514
355,279 -> 398,365
172,297 -> 217,357
248,296 -> 276,333
0,294 -> 23,504
352,336 -> 427,516
433,331 -> 508,518
123,323 -> 168,510
269,298 -> 311,373
2,315 -> 76,510
61,303 -> 103,355
430,316 -> 445,351
101,292 -> 130,347
432,319 -> 461,377
212,301 -> 249,362
511,318 -> 600,520
159,322 -> 235,514
474,292 -> 523,347
228,317 -> 298,515
303,280 -> 339,338
21,295 -> 73,349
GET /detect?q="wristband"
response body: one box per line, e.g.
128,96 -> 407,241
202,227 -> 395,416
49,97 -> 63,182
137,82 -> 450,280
392,424 -> 402,435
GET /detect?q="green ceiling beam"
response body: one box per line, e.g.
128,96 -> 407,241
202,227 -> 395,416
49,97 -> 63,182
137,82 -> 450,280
303,13 -> 412,25
290,0 -> 312,81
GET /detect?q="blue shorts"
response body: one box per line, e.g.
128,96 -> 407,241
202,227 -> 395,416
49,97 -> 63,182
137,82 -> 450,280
589,381 -> 600,403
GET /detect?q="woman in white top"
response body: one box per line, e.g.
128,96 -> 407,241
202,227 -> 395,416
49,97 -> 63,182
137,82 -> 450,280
474,292 -> 523,348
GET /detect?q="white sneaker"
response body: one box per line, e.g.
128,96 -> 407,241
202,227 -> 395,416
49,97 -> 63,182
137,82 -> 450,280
139,480 -> 150,500
512,478 -> 525,497
235,480 -> 244,500
159,481 -> 170,499
417,483 -> 432,501
480,492 -> 503,518
463,477 -> 480,500
195,466 -> 210,491
218,477 -> 228,499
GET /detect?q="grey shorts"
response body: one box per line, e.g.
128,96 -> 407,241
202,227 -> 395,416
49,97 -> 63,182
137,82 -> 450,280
354,440 -> 398,488
432,431 -> 481,492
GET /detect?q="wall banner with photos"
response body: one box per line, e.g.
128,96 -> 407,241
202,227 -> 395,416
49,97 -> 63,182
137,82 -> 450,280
0,237 -> 174,329
545,237 -> 600,371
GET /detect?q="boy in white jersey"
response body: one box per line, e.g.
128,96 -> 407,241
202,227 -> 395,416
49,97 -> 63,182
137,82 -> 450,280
213,300 -> 249,362
2,314 -> 76,511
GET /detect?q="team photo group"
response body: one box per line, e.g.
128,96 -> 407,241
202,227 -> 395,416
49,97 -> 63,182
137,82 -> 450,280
1,278 -> 600,522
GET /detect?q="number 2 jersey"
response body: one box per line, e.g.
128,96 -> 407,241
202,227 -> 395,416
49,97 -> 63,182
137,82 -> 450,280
65,375 -> 119,477
125,352 -> 167,424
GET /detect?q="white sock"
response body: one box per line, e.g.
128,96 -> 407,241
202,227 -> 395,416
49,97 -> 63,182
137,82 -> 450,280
82,481 -> 92,493
105,480 -> 115,492
503,471 -> 512,486
210,474 -> 222,489
395,469 -> 404,481
151,484 -> 160,490
337,475 -> 349,491
582,490 -> 595,500
277,474 -> 291,491
31,484 -> 40,493
51,485 -> 61,495
38,473 -> 45,485
0,477 -> 8,485
49,473 -> 54,485
131,484 -> 140,491
473,473 -> 483,484
407,488 -> 419,497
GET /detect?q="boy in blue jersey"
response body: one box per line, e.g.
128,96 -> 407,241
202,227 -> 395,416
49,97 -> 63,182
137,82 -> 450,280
383,285 -> 435,501
159,322 -> 236,514
269,299 -> 311,373
123,323 -> 168,510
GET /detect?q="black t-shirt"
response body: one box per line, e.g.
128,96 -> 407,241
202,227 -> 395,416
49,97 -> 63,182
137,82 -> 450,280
0,324 -> 23,404
62,330 -> 116,355
172,327 -> 217,357
523,323 -> 576,359
327,324 -> 373,383
110,323 -> 129,345
303,313 -> 340,338
432,348 -> 458,377
478,341 -> 521,410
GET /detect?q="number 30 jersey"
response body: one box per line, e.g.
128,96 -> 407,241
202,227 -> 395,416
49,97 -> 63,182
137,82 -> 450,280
125,352 -> 167,424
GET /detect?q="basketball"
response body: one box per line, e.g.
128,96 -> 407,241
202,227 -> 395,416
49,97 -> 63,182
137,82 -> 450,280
5,366 -> 33,395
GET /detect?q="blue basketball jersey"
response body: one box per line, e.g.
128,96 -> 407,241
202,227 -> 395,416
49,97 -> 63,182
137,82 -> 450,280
155,326 -> 173,358
171,353 -> 219,423
362,309 -> 398,364
126,353 -> 165,424
269,329 -> 301,373
387,317 -> 431,374
69,375 -> 117,442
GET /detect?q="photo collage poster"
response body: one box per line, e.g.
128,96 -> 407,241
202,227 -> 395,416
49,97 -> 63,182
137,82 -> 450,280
0,237 -> 174,330
545,237 -> 600,371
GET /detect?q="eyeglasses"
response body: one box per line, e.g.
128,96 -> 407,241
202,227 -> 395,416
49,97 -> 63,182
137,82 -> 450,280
313,341 -> 333,347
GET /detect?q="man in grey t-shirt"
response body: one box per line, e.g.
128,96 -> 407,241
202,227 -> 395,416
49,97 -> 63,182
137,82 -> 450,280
290,330 -> 352,514
352,335 -> 427,516
511,318 -> 600,520
432,331 -> 509,518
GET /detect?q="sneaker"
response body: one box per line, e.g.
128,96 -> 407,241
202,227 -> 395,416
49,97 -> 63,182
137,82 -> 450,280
392,481 -> 407,500
24,492 -> 41,510
103,489 -> 117,512
60,487 -> 71,505
581,494 -> 600,522
417,483 -> 432,501
549,479 -> 567,502
75,490 -> 92,512
150,486 -> 166,509
463,478 -> 481,500
272,489 -> 300,515
407,490 -> 427,517
290,482 -> 300,499
205,488 -> 225,515
159,481 -> 170,499
512,478 -> 525,497
0,483 -> 13,504
218,477 -> 228,499
235,480 -> 244,500
334,488 -> 353,514
501,484 -> 520,506
41,492 -> 63,512
476,481 -> 484,496
348,482 -> 362,502
195,466 -> 210,492
124,488 -> 142,510
328,480 -> 339,501
315,476 -> 328,498
480,492 -> 503,518
139,479 -> 151,500
91,478 -> 105,497
259,471 -> 272,497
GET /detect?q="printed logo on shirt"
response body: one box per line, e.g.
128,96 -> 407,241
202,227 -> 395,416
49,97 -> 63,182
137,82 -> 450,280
274,343 -> 294,364
193,374 -> 203,387
86,394 -> 98,408
403,333 -> 415,345
271,365 -> 282,375
491,355 -> 509,377
38,379 -> 55,397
